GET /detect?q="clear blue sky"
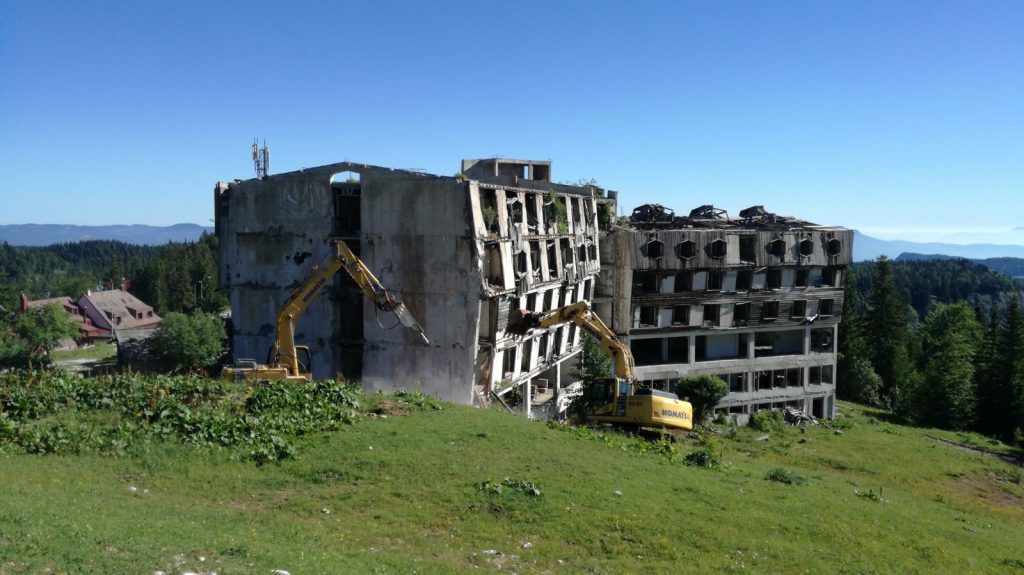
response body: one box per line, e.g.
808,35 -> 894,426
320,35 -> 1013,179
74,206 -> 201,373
1,0 -> 1021,243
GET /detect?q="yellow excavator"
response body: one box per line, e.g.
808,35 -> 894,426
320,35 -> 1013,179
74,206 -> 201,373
222,240 -> 429,383
508,301 -> 693,430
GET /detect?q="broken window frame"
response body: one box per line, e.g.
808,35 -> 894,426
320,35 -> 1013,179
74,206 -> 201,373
735,269 -> 753,291
709,239 -> 727,259
672,305 -> 691,326
734,303 -> 750,326
762,301 -> 779,321
703,304 -> 721,327
791,300 -> 808,318
677,240 -> 697,260
795,268 -> 809,288
706,270 -> 724,292
819,298 -> 834,317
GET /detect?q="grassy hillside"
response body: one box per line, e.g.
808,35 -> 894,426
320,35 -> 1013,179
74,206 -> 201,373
1,384 -> 1022,574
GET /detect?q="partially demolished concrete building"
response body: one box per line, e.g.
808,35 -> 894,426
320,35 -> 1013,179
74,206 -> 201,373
215,158 -> 608,414
215,157 -> 851,423
600,204 -> 852,422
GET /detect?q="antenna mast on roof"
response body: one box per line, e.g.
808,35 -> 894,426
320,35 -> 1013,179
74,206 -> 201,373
252,138 -> 270,178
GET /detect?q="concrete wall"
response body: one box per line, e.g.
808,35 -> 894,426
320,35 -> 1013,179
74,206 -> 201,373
216,168 -> 339,378
216,163 -> 481,404
358,173 -> 481,403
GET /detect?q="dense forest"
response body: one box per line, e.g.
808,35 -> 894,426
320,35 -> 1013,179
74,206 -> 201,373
894,252 -> 1024,282
0,236 -> 227,315
840,256 -> 1024,445
848,257 -> 1019,319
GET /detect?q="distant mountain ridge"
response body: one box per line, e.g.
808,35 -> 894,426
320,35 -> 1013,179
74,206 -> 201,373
853,231 -> 1024,261
896,253 -> 1024,279
0,224 -> 213,246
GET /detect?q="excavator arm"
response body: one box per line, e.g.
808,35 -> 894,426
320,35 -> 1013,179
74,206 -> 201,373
507,300 -> 635,380
507,300 -> 692,430
270,240 -> 429,378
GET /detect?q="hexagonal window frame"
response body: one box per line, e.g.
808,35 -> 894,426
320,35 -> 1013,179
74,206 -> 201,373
769,238 -> 787,259
826,238 -> 842,257
798,237 -> 815,257
709,238 -> 727,259
644,238 -> 665,260
677,240 -> 697,260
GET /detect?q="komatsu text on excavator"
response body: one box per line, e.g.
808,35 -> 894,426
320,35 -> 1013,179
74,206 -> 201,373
508,301 -> 693,430
222,240 -> 428,383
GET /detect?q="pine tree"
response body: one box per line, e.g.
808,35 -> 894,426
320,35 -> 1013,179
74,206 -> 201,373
837,269 -> 882,405
864,256 -> 916,414
992,298 -> 1024,441
913,302 -> 981,429
974,305 -> 1003,435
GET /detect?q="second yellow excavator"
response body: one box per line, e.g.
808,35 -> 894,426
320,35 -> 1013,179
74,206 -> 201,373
222,240 -> 428,383
507,301 -> 693,430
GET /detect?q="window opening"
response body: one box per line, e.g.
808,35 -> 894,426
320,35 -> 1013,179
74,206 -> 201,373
709,239 -> 727,259
703,304 -> 720,326
645,238 -> 664,260
799,237 -> 814,257
734,303 -> 749,326
677,240 -> 697,260
735,269 -> 753,291
706,270 -> 724,292
633,271 -> 659,294
674,271 -> 693,292
739,235 -> 756,262
672,305 -> 690,326
638,306 -> 658,328
819,299 -> 834,316
795,269 -> 809,288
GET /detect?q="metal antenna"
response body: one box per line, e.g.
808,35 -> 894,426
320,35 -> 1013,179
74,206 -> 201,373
253,138 -> 270,178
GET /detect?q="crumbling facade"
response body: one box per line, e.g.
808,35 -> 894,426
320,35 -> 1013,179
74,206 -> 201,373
215,159 -> 608,414
599,204 -> 852,422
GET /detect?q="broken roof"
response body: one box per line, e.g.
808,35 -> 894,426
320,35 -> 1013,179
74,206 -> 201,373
628,204 -> 846,232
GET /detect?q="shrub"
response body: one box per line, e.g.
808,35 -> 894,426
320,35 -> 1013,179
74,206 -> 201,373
675,375 -> 728,424
684,446 -> 721,469
148,312 -> 226,372
765,467 -> 807,485
749,410 -> 782,432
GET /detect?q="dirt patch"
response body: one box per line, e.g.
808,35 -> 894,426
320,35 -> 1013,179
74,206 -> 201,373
957,472 -> 1024,508
371,400 -> 407,417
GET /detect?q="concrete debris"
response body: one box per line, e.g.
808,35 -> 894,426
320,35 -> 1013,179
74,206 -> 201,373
784,406 -> 819,425
755,435 -> 770,442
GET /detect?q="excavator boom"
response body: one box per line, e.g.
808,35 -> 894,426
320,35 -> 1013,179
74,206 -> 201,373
507,301 -> 692,430
224,239 -> 428,383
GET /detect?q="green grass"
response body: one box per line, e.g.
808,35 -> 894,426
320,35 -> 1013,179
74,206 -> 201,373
1,397 -> 1022,574
49,342 -> 117,362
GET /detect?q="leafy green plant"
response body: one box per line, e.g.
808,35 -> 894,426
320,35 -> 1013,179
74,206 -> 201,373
749,410 -> 782,432
684,446 -> 721,469
675,375 -> 728,423
597,202 -> 613,229
481,206 -> 498,232
546,189 -> 569,233
765,467 -> 807,485
0,371 -> 361,463
148,312 -> 226,372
